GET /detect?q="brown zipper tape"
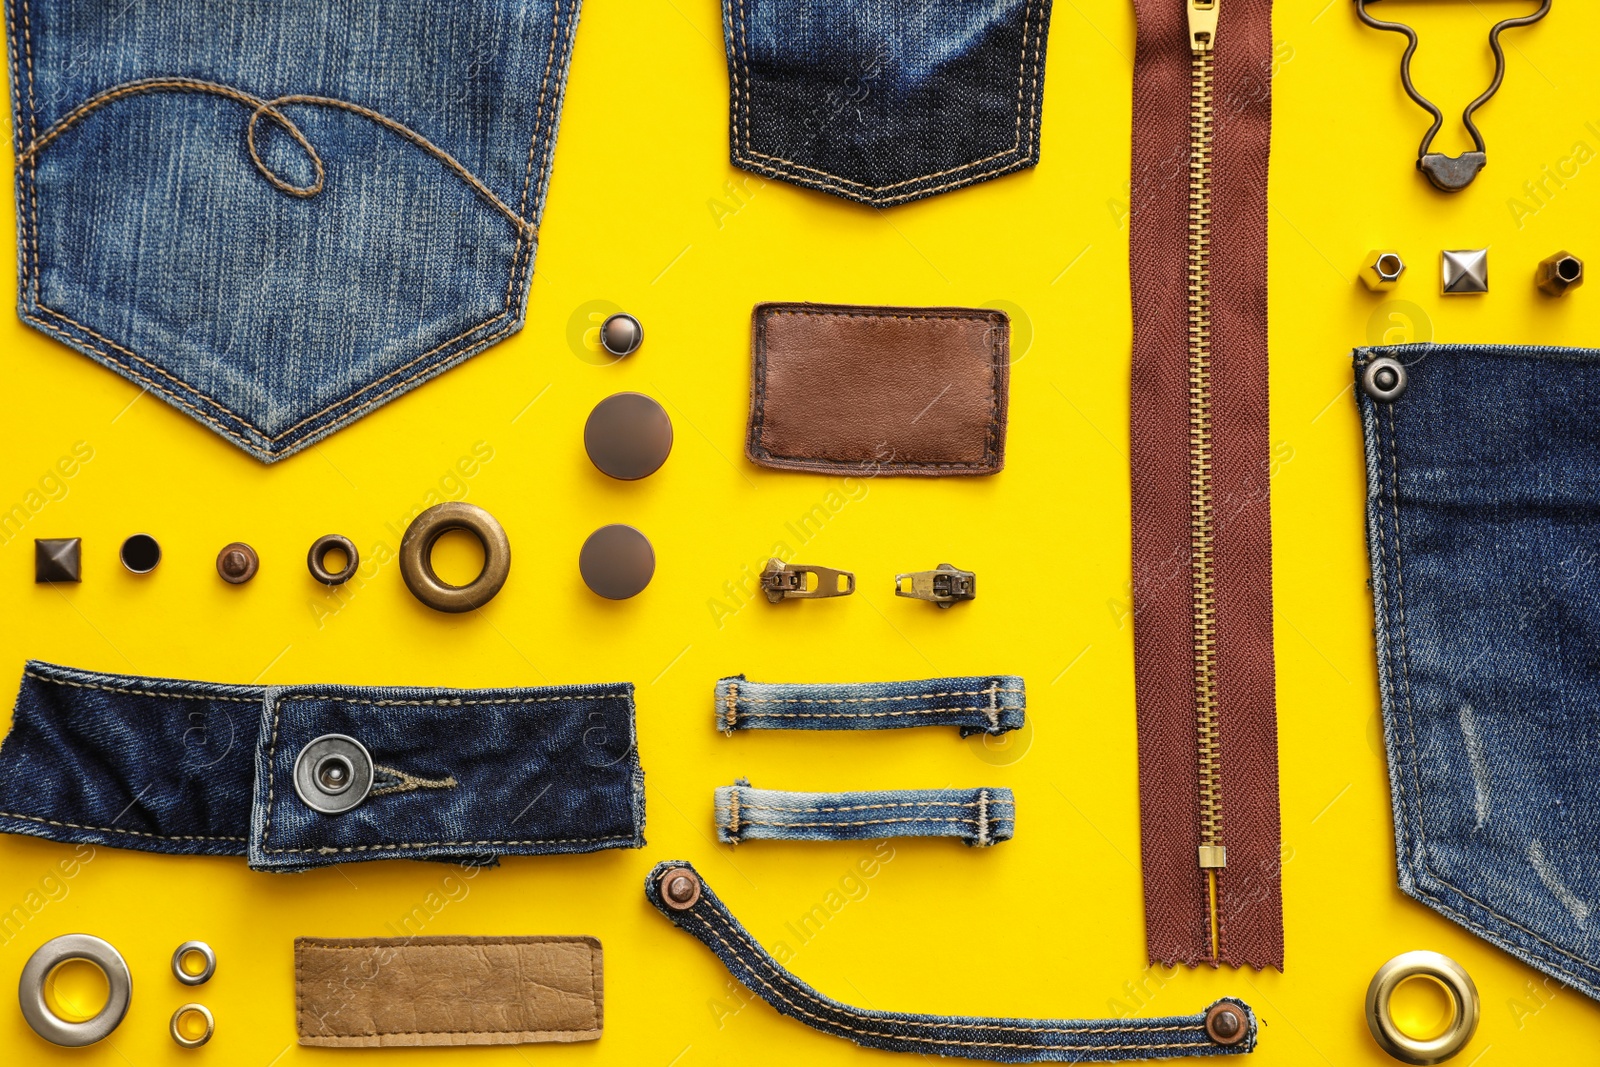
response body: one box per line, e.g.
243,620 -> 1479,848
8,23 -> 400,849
1128,0 -> 1284,970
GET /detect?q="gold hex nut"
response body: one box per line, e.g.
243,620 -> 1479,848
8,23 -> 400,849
1537,251 -> 1584,296
1360,250 -> 1406,291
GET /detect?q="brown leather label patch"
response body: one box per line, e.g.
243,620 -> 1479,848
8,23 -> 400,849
747,302 -> 1009,476
295,935 -> 602,1047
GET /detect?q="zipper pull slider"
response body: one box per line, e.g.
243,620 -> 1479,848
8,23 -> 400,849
1188,0 -> 1219,52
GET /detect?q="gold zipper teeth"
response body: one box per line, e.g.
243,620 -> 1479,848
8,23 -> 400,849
1188,45 -> 1224,888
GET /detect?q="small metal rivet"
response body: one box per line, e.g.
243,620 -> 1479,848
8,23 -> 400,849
120,534 -> 161,574
307,534 -> 360,586
599,313 -> 644,357
1360,249 -> 1406,291
292,734 -> 374,814
1441,249 -> 1489,295
34,538 -> 82,583
659,867 -> 701,910
1537,250 -> 1584,296
1361,357 -> 1408,402
579,524 -> 656,600
1205,1003 -> 1246,1045
584,393 -> 674,480
216,542 -> 259,584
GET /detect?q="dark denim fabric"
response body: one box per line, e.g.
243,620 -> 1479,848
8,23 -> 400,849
7,0 -> 581,461
714,783 -> 1015,846
721,0 -> 1052,206
716,674 -> 1025,735
646,861 -> 1257,1061
1357,343 -> 1600,1001
0,661 -> 644,872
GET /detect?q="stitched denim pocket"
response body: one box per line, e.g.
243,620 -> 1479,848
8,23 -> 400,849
1358,343 -> 1600,1002
721,0 -> 1052,207
7,0 -> 580,461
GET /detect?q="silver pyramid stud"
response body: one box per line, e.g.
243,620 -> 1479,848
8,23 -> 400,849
1441,249 -> 1489,295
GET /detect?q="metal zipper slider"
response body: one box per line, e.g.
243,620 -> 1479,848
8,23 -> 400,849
894,564 -> 976,608
1188,0 -> 1219,52
759,559 -> 855,602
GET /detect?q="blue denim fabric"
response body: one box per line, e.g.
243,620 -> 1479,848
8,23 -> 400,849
646,861 -> 1257,1061
7,0 -> 581,462
721,0 -> 1052,207
716,675 -> 1025,736
0,661 -> 644,872
1358,343 -> 1600,1001
715,783 -> 1014,846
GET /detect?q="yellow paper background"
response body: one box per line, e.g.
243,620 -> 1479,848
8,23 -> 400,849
0,0 -> 1596,1062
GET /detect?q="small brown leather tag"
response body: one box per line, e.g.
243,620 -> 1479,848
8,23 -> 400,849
747,303 -> 1009,476
295,935 -> 602,1047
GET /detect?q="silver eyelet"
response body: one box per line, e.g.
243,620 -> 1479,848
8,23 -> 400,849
170,1003 -> 214,1049
172,941 -> 216,986
293,734 -> 374,814
18,934 -> 132,1047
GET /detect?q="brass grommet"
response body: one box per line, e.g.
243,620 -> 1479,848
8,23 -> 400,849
1204,1001 -> 1248,1046
170,1003 -> 214,1049
1365,951 -> 1478,1064
659,867 -> 701,911
399,502 -> 511,613
307,534 -> 359,585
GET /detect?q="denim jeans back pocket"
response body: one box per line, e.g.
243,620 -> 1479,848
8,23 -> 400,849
721,0 -> 1052,207
8,0 -> 581,461
1358,343 -> 1600,1002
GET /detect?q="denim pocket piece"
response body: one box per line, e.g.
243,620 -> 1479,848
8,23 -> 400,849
0,661 -> 645,872
6,0 -> 581,461
721,0 -> 1053,207
1358,343 -> 1600,1001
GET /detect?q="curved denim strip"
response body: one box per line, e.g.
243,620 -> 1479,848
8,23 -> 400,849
715,675 -> 1024,736
0,661 -> 645,872
645,861 -> 1257,1062
1357,343 -> 1600,1001
715,783 -> 1014,846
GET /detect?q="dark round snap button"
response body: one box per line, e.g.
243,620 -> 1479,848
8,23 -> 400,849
120,533 -> 161,574
599,312 -> 644,358
216,542 -> 259,584
307,534 -> 359,585
292,733 -> 373,814
579,524 -> 655,600
584,392 -> 673,480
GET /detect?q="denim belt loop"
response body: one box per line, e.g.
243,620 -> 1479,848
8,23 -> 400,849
715,675 -> 1025,736
715,783 -> 1015,847
646,861 -> 1258,1062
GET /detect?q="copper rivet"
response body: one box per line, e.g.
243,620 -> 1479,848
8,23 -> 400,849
216,542 -> 259,584
659,867 -> 700,910
1204,1003 -> 1245,1045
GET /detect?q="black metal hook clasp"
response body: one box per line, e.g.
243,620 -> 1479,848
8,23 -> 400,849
1355,0 -> 1553,192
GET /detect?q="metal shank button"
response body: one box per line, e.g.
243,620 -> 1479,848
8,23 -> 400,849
293,733 -> 374,814
1361,357 -> 1408,402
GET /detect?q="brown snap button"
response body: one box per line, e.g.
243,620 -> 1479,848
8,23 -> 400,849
1204,1002 -> 1247,1046
579,524 -> 655,600
584,392 -> 673,480
659,867 -> 701,910
216,542 -> 259,584
599,312 -> 644,357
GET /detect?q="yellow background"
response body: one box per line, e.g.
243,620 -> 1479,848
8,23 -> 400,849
2,0 -> 1597,1062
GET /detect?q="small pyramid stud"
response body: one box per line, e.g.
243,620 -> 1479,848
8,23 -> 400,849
1442,249 -> 1489,295
35,538 -> 81,583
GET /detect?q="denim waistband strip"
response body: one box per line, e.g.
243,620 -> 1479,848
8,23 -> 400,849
0,661 -> 645,872
715,675 -> 1025,736
645,861 -> 1257,1062
715,783 -> 1015,847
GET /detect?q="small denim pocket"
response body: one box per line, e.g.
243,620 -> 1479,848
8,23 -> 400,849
1358,343 -> 1600,1001
721,0 -> 1053,207
7,0 -> 581,461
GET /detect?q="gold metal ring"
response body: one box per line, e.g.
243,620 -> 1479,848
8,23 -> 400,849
170,1003 -> 214,1048
1365,951 -> 1478,1064
398,502 -> 511,613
